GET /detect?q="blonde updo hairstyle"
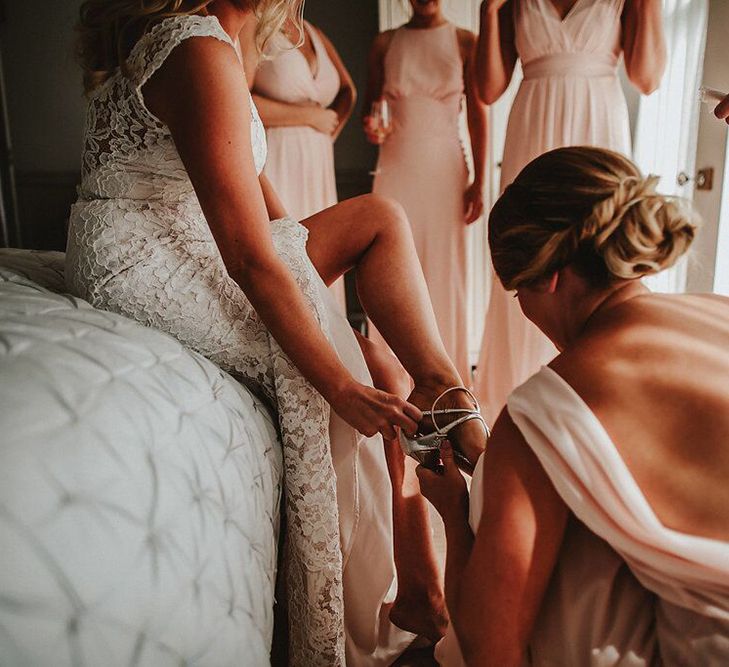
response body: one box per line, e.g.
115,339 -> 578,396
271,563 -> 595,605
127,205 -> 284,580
77,0 -> 301,92
489,146 -> 699,291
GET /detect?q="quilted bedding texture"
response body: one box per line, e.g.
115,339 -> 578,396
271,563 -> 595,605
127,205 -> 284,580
0,250 -> 283,666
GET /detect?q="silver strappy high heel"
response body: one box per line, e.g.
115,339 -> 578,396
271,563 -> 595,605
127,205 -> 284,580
399,387 -> 490,474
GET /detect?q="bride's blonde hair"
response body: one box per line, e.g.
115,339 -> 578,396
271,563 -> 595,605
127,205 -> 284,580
489,146 -> 699,290
77,0 -> 300,92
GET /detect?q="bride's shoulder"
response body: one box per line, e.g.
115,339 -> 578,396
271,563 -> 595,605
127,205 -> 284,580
127,14 -> 234,82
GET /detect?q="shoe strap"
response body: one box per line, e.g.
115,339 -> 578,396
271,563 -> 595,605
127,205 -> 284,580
430,386 -> 483,434
430,386 -> 480,415
421,408 -> 475,417
434,411 -> 490,438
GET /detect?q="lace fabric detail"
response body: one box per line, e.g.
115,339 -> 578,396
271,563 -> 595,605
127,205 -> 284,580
66,15 -> 344,666
78,15 -> 266,204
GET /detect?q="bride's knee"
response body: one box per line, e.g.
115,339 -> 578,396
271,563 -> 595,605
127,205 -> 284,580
362,194 -> 409,232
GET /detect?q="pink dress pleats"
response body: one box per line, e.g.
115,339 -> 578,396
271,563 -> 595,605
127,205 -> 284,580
372,23 -> 471,383
474,0 -> 632,423
255,22 -> 346,310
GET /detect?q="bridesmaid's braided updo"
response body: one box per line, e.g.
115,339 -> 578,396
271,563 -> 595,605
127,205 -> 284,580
489,146 -> 699,291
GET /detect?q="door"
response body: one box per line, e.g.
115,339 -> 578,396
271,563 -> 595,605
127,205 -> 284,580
689,0 -> 729,294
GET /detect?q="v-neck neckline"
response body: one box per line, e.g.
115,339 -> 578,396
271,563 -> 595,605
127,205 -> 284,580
286,21 -> 320,80
543,0 -> 584,23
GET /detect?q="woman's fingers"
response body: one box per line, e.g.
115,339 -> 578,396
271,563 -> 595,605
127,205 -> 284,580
402,400 -> 423,424
382,399 -> 418,435
714,94 -> 729,123
440,441 -> 460,477
415,462 -> 437,484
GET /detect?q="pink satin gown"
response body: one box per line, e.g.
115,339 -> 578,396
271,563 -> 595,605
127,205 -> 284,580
372,22 -> 471,383
255,22 -> 346,310
474,0 -> 632,423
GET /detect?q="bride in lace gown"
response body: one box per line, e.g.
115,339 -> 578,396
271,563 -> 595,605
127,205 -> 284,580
66,1 -> 487,664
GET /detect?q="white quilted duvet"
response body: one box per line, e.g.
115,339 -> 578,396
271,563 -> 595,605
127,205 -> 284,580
0,250 -> 283,666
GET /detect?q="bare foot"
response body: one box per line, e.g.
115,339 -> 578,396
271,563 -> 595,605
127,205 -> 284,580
390,588 -> 450,643
408,380 -> 488,472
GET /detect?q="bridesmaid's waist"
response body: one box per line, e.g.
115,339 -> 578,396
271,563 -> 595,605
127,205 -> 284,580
386,96 -> 462,133
387,95 -> 462,117
522,53 -> 618,80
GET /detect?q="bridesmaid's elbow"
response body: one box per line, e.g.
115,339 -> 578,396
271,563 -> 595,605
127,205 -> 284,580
478,80 -> 506,106
627,52 -> 666,96
630,70 -> 662,95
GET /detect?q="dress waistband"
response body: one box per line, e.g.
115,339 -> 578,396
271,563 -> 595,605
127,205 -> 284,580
522,53 -> 618,80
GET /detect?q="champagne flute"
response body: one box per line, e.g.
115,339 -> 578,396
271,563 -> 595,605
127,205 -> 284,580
699,86 -> 727,106
369,99 -> 392,176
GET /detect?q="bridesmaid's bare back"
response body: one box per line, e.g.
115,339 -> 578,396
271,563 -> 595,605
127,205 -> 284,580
555,293 -> 729,541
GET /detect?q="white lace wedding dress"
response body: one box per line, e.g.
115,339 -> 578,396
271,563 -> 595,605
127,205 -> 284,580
65,15 -> 413,666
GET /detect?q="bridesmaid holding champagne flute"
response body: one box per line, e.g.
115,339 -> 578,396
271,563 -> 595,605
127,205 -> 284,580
364,0 -> 487,383
367,99 -> 392,165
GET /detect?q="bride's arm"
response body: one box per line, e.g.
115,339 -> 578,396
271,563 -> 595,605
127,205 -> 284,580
419,410 -> 568,665
142,37 -> 420,438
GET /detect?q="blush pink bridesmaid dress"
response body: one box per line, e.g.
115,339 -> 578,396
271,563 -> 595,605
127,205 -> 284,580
439,367 -> 729,665
474,0 -> 632,423
254,22 -> 346,309
372,22 -> 471,383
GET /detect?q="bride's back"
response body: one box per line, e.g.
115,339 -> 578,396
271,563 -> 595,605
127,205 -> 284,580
558,292 -> 729,542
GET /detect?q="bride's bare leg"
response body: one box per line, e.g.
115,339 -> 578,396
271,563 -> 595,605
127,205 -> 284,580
301,194 -> 486,464
355,333 -> 448,641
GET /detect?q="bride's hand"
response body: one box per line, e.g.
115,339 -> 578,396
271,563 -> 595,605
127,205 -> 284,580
307,106 -> 339,136
330,381 -> 422,440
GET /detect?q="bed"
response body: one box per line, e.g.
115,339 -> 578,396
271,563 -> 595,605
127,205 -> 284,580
0,249 -> 283,666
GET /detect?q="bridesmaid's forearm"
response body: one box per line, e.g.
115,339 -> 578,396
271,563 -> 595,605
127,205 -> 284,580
252,93 -> 316,129
441,501 -> 475,619
331,85 -> 357,140
623,0 -> 665,94
476,3 -> 511,104
468,103 -> 489,190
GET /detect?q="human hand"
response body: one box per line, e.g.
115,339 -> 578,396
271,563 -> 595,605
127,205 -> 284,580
416,441 -> 469,521
363,115 -> 392,145
464,182 -> 485,224
330,380 -> 422,440
308,106 -> 339,136
481,0 -> 509,15
715,94 -> 729,125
